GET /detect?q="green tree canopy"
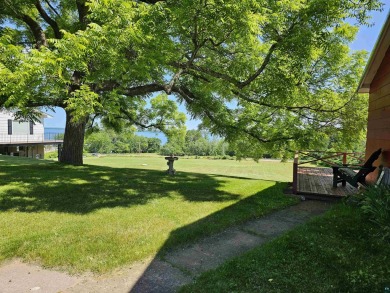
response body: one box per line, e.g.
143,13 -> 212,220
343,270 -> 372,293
0,0 -> 383,164
84,126 -> 162,154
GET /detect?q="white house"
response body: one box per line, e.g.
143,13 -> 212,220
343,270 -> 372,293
0,109 -> 62,159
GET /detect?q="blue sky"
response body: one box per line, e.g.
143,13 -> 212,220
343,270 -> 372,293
350,3 -> 389,51
44,4 -> 390,129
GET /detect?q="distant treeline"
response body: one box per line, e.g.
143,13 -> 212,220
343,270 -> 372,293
84,128 -> 235,157
160,130 -> 235,157
84,129 -> 161,154
83,126 -> 366,159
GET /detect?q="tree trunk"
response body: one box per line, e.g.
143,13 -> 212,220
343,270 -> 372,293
59,109 -> 88,165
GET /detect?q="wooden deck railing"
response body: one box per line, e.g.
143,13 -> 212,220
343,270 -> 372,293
292,151 -> 365,194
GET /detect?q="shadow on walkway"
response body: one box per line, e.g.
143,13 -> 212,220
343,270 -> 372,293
127,189 -> 330,292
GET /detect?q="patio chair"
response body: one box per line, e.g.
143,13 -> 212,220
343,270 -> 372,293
332,148 -> 382,188
375,165 -> 390,187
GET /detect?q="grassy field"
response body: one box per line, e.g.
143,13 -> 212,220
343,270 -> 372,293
181,204 -> 390,293
0,155 -> 296,273
84,154 -> 293,182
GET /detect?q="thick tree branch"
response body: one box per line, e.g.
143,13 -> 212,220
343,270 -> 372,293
20,14 -> 47,49
171,43 -> 277,89
238,43 -> 277,88
44,0 -> 61,17
119,108 -> 167,130
174,22 -> 302,90
35,0 -> 62,39
138,0 -> 166,3
231,90 -> 350,113
171,85 -> 296,143
76,0 -> 89,28
204,29 -> 234,47
165,69 -> 184,94
111,81 -> 342,142
123,83 -> 166,96
2,1 -> 48,48
172,62 -> 241,87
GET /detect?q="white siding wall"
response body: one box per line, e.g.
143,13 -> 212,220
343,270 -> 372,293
0,110 -> 45,143
34,118 -> 45,136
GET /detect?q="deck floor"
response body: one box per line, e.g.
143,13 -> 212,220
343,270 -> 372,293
297,167 -> 357,198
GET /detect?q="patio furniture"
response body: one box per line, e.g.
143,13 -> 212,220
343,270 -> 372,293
376,165 -> 390,186
332,148 -> 382,188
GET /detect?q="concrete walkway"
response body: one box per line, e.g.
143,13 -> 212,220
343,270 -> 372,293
0,200 -> 332,293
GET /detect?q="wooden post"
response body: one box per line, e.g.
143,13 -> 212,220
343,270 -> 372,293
342,152 -> 347,166
292,151 -> 299,194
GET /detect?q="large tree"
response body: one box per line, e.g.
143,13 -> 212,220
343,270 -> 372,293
0,0 -> 383,164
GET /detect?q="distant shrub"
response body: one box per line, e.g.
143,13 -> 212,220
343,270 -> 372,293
45,151 -> 58,159
219,155 -> 235,160
358,186 -> 390,241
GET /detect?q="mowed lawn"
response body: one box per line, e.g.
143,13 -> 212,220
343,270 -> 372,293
181,204 -> 390,293
84,155 -> 293,182
0,155 -> 297,273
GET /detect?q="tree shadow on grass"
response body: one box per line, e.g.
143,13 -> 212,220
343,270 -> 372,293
129,181 -> 295,292
158,181 -> 290,251
0,158 -> 241,214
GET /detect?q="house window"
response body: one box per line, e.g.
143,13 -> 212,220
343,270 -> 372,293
8,119 -> 12,135
30,121 -> 34,135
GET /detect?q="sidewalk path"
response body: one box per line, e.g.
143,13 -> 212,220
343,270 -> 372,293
0,200 -> 332,293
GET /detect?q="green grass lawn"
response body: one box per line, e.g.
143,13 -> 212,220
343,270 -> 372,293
180,203 -> 390,293
0,155 -> 296,273
84,154 -> 293,182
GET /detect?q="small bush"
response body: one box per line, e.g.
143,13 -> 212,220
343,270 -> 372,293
45,151 -> 58,159
359,186 -> 390,241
